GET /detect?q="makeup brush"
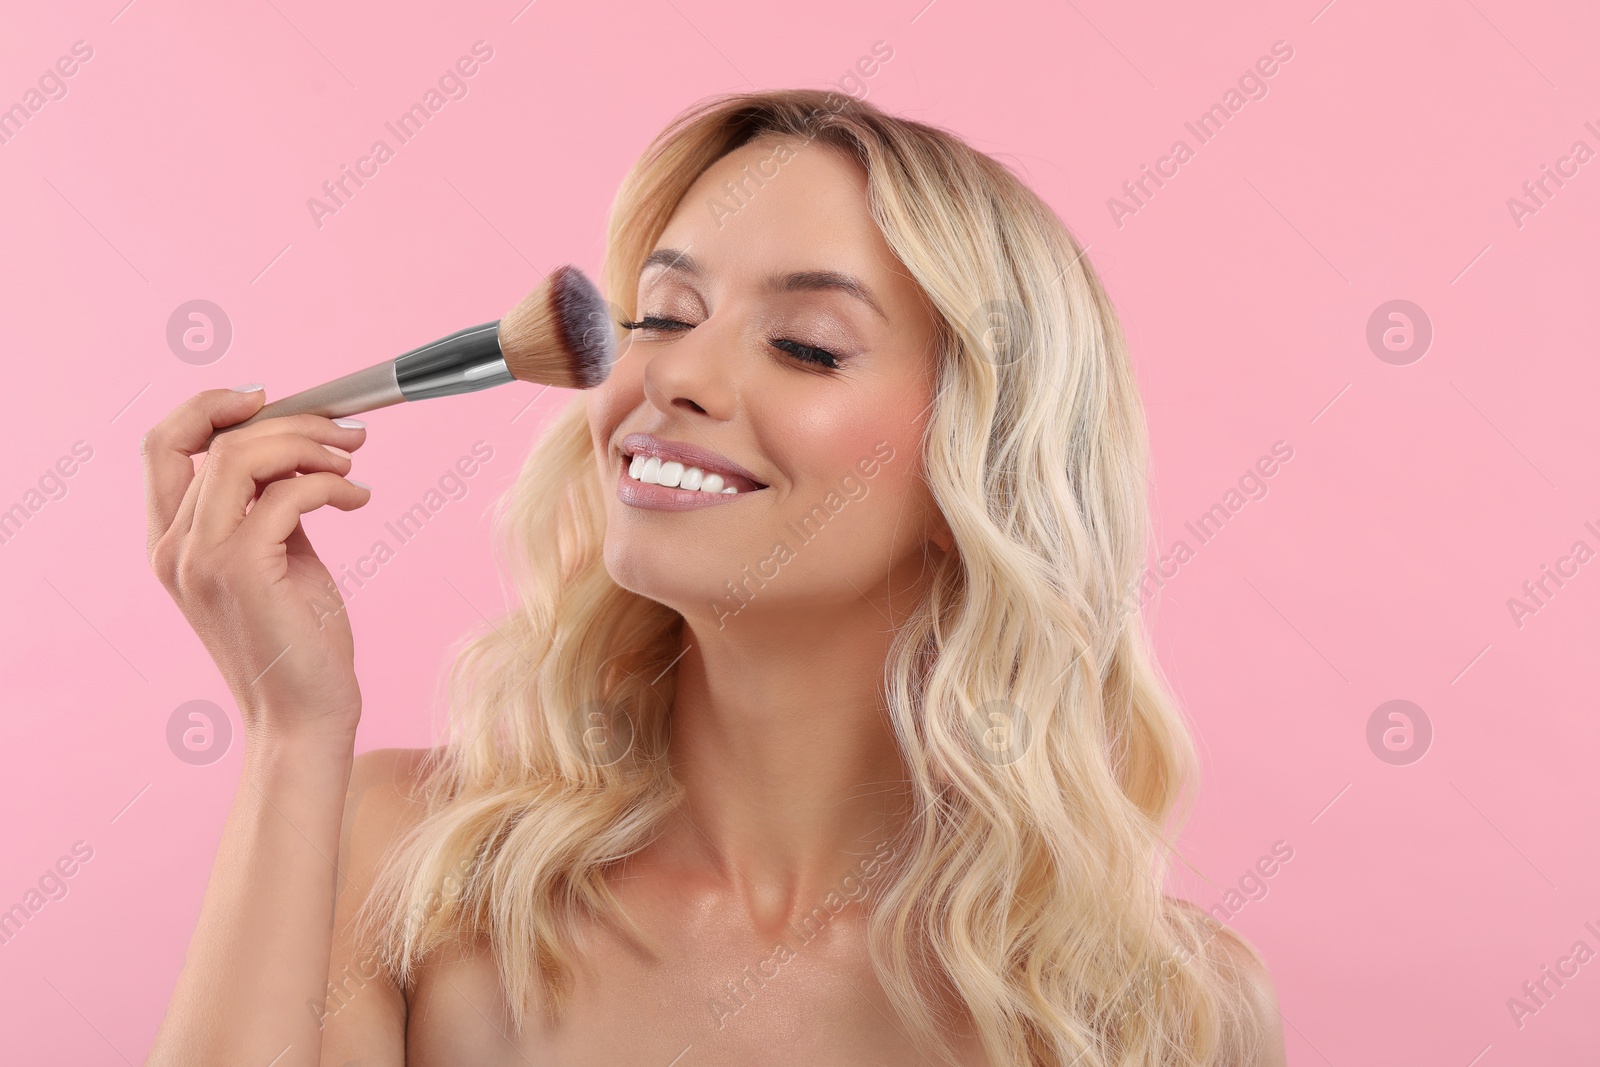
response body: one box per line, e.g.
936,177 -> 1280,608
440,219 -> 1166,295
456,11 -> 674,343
203,264 -> 617,450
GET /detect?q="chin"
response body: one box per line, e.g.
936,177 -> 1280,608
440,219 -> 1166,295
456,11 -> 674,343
601,537 -> 709,613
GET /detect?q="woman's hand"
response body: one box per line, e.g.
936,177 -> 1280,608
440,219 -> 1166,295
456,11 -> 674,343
142,385 -> 373,743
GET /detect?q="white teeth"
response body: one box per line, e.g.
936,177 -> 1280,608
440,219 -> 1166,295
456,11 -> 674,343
626,454 -> 746,494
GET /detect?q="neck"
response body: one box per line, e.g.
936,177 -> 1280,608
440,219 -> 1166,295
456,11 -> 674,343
656,596 -> 916,923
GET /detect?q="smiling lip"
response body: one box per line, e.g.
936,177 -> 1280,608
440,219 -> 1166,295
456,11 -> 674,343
618,433 -> 767,490
616,462 -> 756,510
615,432 -> 768,511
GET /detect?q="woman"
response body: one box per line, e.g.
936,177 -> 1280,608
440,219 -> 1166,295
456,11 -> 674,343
142,89 -> 1286,1066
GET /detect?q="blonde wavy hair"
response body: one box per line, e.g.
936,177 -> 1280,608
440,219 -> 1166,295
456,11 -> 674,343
358,87 -> 1269,1065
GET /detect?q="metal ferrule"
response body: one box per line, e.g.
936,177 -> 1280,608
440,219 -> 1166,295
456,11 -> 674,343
393,320 -> 513,401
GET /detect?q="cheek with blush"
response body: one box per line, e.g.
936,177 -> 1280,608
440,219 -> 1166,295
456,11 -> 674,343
805,433 -> 930,551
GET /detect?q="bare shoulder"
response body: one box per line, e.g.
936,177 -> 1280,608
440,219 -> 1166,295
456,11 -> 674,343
317,746 -> 444,1067
335,746 -> 444,911
349,745 -> 439,813
337,746 -> 440,872
1165,897 -> 1288,1067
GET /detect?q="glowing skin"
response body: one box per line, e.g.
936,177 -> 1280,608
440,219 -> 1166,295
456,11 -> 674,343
325,134 -> 984,1064
586,132 -> 952,897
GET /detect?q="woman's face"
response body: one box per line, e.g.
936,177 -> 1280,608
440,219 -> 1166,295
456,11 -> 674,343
587,134 -> 951,632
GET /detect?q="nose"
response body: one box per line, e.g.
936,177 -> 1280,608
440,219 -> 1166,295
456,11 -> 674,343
638,313 -> 741,420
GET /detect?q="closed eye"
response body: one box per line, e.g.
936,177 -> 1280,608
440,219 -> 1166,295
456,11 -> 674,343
617,315 -> 843,371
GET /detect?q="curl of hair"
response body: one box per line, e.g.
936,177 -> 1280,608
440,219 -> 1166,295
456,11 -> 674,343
357,88 -> 1270,1066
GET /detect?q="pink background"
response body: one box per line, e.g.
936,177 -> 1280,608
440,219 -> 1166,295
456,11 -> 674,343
2,0 -> 1597,1062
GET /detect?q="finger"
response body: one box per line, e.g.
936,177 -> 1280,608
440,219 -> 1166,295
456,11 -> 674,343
142,387 -> 267,559
169,413 -> 369,548
207,411 -> 370,455
235,471 -> 372,550
190,434 -> 358,549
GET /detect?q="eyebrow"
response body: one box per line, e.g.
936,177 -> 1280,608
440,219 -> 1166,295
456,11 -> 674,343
638,247 -> 889,322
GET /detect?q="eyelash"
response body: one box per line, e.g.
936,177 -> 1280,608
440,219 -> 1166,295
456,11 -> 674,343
617,315 -> 843,371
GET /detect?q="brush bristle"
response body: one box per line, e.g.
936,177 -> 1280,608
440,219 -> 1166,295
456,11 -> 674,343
497,265 -> 618,390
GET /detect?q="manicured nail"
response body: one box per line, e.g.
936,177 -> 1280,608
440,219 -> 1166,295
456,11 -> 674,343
324,445 -> 353,460
334,418 -> 366,429
349,478 -> 371,490
231,382 -> 264,392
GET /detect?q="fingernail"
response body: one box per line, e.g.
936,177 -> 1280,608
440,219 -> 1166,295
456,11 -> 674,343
324,445 -> 353,460
334,418 -> 366,429
231,382 -> 264,392
349,478 -> 372,490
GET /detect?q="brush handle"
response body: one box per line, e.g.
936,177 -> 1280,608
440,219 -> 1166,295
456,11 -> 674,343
201,360 -> 403,451
199,321 -> 511,452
